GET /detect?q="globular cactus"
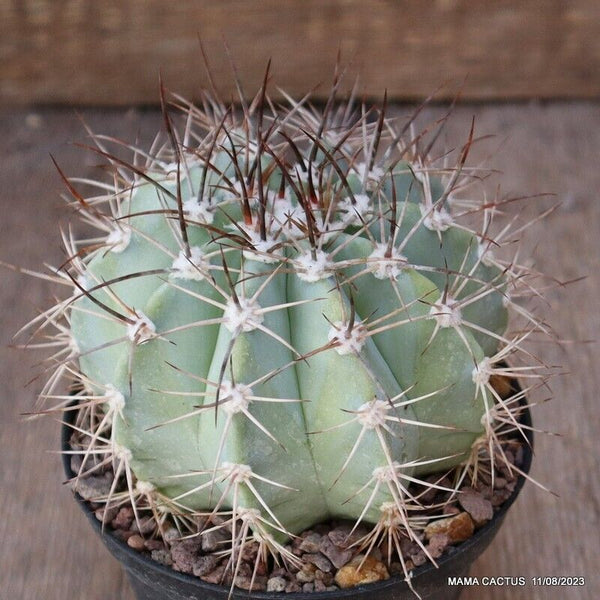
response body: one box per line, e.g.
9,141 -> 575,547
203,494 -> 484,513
25,72 -> 549,592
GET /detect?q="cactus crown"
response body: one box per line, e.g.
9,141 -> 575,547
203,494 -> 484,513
23,71 -> 551,594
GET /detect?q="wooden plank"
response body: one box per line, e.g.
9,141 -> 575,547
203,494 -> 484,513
1,104 -> 599,598
1,0 -> 600,105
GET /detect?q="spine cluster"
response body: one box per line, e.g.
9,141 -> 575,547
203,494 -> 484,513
20,71 -> 554,594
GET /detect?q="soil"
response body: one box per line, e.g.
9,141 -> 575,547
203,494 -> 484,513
71,432 -> 525,593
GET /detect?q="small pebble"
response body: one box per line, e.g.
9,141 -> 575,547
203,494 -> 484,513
127,534 -> 146,551
296,563 -> 317,583
112,507 -> 134,530
319,536 -> 354,569
132,516 -> 156,535
400,538 -> 420,556
514,445 -> 524,467
151,548 -> 173,566
72,472 -> 114,500
427,533 -> 451,558
477,484 -> 493,500
200,564 -> 228,585
285,581 -> 301,593
328,529 -> 352,547
315,570 -> 334,585
477,471 -> 493,486
144,539 -> 164,551
458,488 -> 494,526
443,503 -> 461,516
235,574 -> 267,591
266,576 -> 287,592
201,528 -> 229,552
299,532 -> 322,553
304,552 -> 333,573
494,477 -> 507,489
286,551 -> 301,574
163,527 -> 180,543
424,512 -> 475,542
171,538 -> 202,574
94,505 -> 119,523
241,541 -> 259,562
491,487 -> 513,506
335,555 -> 389,588
192,554 -> 221,577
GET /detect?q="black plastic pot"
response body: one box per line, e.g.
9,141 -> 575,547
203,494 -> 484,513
62,404 -> 533,600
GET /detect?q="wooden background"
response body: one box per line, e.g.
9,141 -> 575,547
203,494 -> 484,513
1,101 -> 598,599
1,0 -> 600,105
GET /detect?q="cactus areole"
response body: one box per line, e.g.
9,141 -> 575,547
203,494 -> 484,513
31,75 -> 546,591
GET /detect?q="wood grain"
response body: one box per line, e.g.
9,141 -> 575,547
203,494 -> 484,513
1,0 -> 600,105
1,103 -> 599,599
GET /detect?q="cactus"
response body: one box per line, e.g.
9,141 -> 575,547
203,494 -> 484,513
22,72 -> 551,594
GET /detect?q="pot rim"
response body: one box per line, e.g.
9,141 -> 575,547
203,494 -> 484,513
61,398 -> 533,598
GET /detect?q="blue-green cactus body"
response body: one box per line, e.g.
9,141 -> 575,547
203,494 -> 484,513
68,111 -> 512,543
